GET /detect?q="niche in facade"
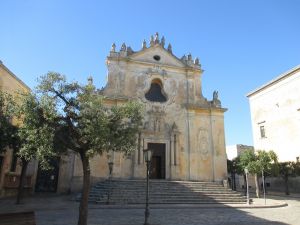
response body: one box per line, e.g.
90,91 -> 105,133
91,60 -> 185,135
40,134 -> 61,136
145,78 -> 167,102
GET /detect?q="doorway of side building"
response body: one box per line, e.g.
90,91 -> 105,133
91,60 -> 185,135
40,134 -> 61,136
35,158 -> 60,192
148,143 -> 166,179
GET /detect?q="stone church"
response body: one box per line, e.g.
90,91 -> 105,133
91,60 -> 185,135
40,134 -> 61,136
21,33 -> 228,193
69,33 -> 228,189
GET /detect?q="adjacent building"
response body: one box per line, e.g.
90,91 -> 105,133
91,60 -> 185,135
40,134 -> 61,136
226,144 -> 254,160
0,60 -> 31,196
247,65 -> 300,162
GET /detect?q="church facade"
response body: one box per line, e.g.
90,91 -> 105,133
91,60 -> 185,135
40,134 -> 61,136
69,33 -> 228,188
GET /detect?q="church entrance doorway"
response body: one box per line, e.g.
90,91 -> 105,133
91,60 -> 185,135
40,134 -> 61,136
148,143 -> 166,179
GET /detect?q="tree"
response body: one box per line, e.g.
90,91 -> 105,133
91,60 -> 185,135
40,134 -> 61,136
227,158 -> 244,191
238,149 -> 278,198
228,156 -> 247,195
36,72 -> 143,225
13,92 -> 57,204
1,91 -> 56,204
0,91 -> 17,154
1,89 -> 59,204
277,161 -> 300,195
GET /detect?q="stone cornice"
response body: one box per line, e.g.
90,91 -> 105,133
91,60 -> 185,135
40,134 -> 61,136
102,96 -> 130,105
106,56 -> 203,74
247,64 -> 300,98
187,105 -> 227,114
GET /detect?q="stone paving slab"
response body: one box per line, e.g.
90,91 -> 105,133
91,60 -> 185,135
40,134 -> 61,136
0,193 -> 299,225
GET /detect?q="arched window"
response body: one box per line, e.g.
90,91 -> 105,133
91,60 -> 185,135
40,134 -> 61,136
145,79 -> 167,102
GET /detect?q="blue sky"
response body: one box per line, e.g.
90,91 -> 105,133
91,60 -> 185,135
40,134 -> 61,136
1,0 -> 300,146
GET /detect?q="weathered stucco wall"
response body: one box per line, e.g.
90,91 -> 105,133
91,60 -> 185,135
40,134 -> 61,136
248,66 -> 300,161
73,34 -> 228,185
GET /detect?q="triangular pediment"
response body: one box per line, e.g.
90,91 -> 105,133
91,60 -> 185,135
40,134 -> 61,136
129,45 -> 185,68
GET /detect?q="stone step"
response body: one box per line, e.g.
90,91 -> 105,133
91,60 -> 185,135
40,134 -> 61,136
85,179 -> 246,205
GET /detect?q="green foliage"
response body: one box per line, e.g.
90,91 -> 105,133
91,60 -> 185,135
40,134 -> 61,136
278,161 -> 300,178
13,92 -> 57,170
0,91 -> 19,153
238,149 -> 278,175
228,157 -> 244,175
295,161 -> 300,176
237,150 -> 256,174
36,72 -> 143,158
36,72 -> 143,225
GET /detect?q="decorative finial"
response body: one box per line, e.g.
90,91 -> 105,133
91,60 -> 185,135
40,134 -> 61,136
194,57 -> 199,65
150,35 -> 154,46
142,39 -> 147,49
120,43 -> 127,51
127,46 -> 133,55
212,90 -> 221,107
111,43 -> 116,52
88,76 -> 93,85
187,53 -> 192,61
167,43 -> 172,53
213,91 -> 218,100
161,36 -> 165,48
154,32 -> 160,44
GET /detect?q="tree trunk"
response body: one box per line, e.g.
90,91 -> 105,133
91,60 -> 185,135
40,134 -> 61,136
77,152 -> 91,225
284,175 -> 289,195
16,159 -> 29,204
243,174 -> 247,196
254,173 -> 260,198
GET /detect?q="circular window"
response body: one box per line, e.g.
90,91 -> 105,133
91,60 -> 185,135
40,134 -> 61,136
153,55 -> 161,61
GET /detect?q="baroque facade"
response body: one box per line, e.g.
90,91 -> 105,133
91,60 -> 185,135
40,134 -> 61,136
70,33 -> 228,189
247,65 -> 300,162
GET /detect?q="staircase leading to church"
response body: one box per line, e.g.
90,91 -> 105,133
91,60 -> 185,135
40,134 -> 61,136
88,179 -> 246,204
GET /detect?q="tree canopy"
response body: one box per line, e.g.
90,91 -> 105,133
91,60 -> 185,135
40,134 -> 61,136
0,91 -> 17,153
36,72 -> 143,225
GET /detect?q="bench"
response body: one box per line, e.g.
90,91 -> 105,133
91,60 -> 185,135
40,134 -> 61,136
0,211 -> 36,225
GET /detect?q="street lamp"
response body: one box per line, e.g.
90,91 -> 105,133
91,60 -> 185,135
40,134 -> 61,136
244,168 -> 250,205
143,148 -> 153,225
107,155 -> 114,204
232,161 -> 236,191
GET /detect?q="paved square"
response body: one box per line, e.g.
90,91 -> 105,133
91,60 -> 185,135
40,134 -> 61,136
0,194 -> 299,225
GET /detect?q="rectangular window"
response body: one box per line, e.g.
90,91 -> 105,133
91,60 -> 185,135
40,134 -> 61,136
260,125 -> 266,138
